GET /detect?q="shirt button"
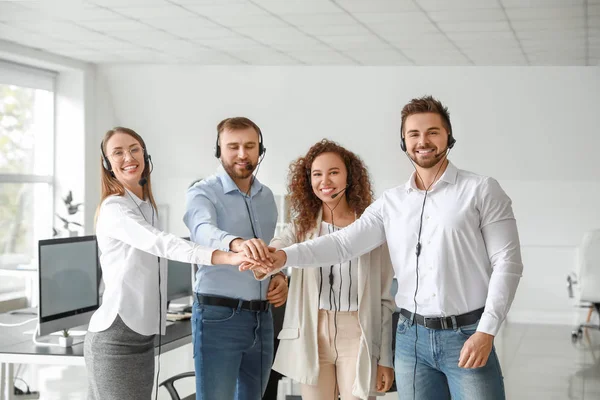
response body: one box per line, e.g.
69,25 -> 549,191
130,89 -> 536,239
426,216 -> 430,220
432,293 -> 436,297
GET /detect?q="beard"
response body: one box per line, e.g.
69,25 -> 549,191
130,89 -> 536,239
409,147 -> 445,169
222,160 -> 255,180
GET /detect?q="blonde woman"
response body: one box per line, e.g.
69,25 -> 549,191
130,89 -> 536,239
84,127 -> 254,400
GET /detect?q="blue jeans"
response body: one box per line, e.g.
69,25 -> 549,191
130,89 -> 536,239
394,314 -> 505,400
191,299 -> 274,400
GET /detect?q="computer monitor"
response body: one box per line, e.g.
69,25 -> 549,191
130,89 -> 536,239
38,235 -> 100,336
167,260 -> 194,303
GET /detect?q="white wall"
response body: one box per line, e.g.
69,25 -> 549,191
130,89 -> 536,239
84,69 -> 116,233
95,65 -> 600,325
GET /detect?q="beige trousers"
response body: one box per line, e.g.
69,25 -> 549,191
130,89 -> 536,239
301,310 -> 374,400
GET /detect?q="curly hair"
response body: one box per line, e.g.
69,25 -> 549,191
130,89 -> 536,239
287,139 -> 374,241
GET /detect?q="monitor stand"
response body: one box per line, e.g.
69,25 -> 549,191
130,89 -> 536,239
23,329 -> 86,348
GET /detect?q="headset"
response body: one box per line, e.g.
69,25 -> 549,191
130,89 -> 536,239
400,114 -> 455,400
400,117 -> 456,152
222,123 -> 269,397
124,190 -> 162,400
100,142 -> 151,174
214,125 -> 266,158
312,162 -> 353,399
101,136 -> 161,400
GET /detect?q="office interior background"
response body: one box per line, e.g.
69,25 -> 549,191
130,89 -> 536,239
0,0 -> 599,399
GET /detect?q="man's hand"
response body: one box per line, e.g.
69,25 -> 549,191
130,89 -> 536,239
230,238 -> 273,264
266,273 -> 288,307
212,251 -> 268,269
375,365 -> 394,392
239,249 -> 287,275
458,331 -> 494,369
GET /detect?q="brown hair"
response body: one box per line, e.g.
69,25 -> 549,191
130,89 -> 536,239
96,127 -> 157,224
401,95 -> 452,135
217,117 -> 261,141
287,139 -> 373,241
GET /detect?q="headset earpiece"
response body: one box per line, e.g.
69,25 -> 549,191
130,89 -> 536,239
214,126 -> 265,159
100,142 -> 112,172
399,118 -> 455,152
100,140 -> 150,177
400,120 -> 407,152
448,134 -> 456,149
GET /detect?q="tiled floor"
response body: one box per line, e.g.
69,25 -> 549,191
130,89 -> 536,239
14,322 -> 600,399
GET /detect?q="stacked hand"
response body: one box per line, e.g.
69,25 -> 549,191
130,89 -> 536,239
230,238 -> 275,265
239,248 -> 287,276
230,238 -> 288,306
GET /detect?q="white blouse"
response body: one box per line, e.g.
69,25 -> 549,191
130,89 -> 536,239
318,222 -> 359,312
89,190 -> 215,336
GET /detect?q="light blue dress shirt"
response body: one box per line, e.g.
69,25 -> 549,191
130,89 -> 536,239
184,170 -> 277,300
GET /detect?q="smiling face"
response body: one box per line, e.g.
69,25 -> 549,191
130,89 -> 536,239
310,152 -> 348,208
218,127 -> 260,182
105,132 -> 145,192
403,112 -> 450,169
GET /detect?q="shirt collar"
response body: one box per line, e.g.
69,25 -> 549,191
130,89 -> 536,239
218,169 -> 264,197
405,161 -> 458,193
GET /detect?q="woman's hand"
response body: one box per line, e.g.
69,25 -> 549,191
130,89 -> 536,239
211,250 -> 267,269
375,365 -> 394,392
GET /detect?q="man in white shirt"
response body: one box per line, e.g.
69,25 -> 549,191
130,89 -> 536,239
244,96 -> 523,399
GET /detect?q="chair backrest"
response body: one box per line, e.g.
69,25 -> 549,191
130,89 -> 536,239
579,229 -> 600,303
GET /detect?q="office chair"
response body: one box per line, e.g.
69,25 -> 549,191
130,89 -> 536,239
567,229 -> 600,342
159,372 -> 195,400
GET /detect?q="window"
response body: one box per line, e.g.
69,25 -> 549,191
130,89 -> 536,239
0,60 -> 56,298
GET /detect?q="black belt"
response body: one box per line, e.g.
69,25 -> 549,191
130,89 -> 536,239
195,294 -> 270,312
400,307 -> 484,330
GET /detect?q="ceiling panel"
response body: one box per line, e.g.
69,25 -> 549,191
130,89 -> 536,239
0,0 -> 593,65
251,0 -> 342,15
428,9 -> 507,22
417,0 -> 500,11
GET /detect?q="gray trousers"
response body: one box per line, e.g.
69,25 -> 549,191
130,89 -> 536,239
84,315 -> 156,400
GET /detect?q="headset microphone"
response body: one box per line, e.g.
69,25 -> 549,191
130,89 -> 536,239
330,184 -> 349,199
138,155 -> 153,187
435,147 -> 450,159
245,163 -> 253,171
413,146 -> 449,159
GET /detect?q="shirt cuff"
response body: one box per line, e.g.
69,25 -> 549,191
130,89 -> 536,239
221,235 -> 239,252
194,246 -> 215,266
477,313 -> 501,337
282,245 -> 298,267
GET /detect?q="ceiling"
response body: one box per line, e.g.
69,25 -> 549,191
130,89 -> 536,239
0,0 -> 598,66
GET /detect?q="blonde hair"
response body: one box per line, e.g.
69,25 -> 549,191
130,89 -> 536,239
95,127 -> 157,225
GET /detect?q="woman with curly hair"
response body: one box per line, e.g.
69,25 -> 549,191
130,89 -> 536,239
261,139 -> 395,399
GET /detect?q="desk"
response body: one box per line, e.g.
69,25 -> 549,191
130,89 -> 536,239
0,309 -> 191,400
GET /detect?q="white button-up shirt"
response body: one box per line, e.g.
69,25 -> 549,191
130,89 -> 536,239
89,190 -> 214,336
284,162 -> 523,336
